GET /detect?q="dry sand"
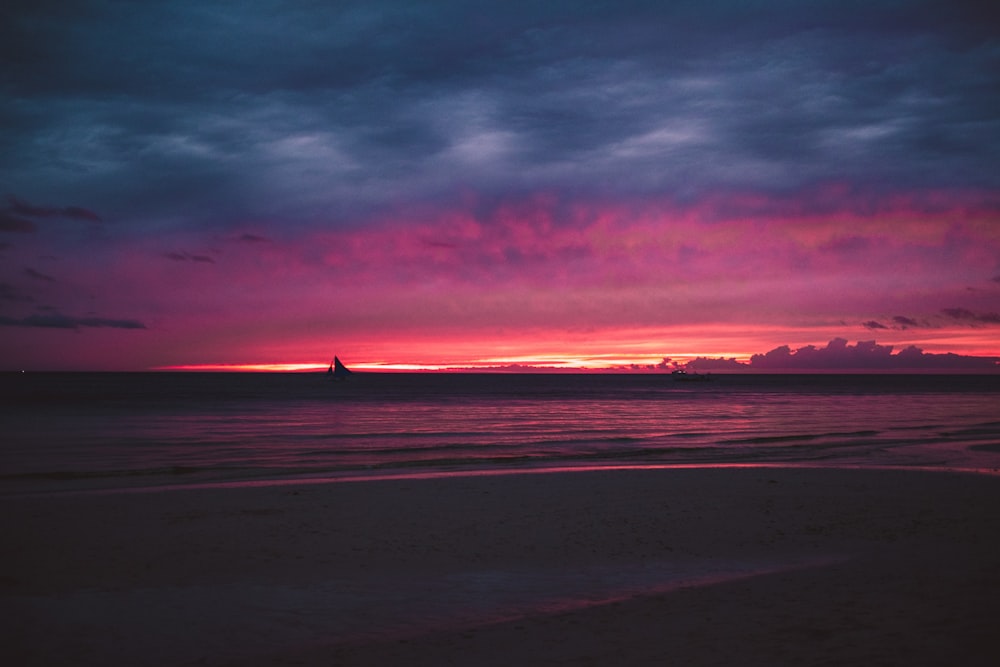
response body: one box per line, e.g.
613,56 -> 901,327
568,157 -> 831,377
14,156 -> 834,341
3,467 -> 999,666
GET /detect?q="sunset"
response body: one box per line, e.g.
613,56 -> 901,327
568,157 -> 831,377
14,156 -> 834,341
4,3 -> 1000,666
2,1 -> 998,371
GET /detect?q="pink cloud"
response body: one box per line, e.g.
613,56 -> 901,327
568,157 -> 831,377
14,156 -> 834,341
3,186 -> 998,370
156,189 -> 997,363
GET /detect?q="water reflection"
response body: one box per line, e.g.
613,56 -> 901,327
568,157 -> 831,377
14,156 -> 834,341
3,374 -> 1000,490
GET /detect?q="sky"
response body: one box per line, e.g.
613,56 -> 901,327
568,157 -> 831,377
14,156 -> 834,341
2,0 -> 999,371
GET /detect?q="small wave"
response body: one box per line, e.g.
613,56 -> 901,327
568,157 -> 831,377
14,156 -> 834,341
937,421 -> 1000,438
721,430 -> 881,446
0,465 -> 239,482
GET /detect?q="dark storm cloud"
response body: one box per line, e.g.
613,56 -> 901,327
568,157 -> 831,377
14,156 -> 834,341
3,1 -> 998,232
24,267 -> 55,282
0,312 -> 147,330
1,196 -> 102,235
164,251 -> 215,263
237,234 -> 270,243
892,315 -> 921,328
0,282 -> 33,302
942,307 -> 1000,324
0,212 -> 36,233
6,196 -> 102,222
943,307 -> 978,320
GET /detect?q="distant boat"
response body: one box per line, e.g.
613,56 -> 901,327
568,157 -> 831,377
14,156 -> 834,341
327,356 -> 353,380
672,369 -> 711,382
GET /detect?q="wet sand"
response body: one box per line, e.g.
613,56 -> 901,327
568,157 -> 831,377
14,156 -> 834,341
3,467 -> 999,665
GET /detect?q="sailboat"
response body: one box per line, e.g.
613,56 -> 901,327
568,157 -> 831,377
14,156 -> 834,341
327,356 -> 353,380
671,369 -> 711,382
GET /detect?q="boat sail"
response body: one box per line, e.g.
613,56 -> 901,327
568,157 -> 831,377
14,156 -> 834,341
327,356 -> 353,380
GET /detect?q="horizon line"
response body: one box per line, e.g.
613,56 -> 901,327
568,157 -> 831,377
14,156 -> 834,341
10,365 -> 996,375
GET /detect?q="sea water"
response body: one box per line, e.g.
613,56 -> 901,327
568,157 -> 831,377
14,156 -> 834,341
2,372 -> 999,493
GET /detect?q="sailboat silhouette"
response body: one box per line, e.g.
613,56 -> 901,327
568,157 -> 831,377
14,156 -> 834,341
327,356 -> 353,380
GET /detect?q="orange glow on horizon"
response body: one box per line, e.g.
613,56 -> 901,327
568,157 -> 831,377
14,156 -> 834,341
4,187 -> 997,374
152,322 -> 1000,373
152,325 -> 790,372
156,351 -> 748,373
156,363 -> 329,373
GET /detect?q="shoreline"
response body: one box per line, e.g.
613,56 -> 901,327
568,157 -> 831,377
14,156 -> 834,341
5,459 -> 1000,500
4,466 -> 1000,665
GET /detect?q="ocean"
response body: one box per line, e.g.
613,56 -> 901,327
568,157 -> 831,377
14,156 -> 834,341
2,372 -> 999,494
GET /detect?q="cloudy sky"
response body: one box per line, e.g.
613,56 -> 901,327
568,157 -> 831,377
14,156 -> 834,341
2,0 -> 999,371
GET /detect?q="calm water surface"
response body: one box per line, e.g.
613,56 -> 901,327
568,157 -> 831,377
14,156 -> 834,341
2,372 -> 999,493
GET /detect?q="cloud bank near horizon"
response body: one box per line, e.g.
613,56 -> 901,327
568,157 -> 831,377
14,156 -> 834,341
686,338 -> 999,372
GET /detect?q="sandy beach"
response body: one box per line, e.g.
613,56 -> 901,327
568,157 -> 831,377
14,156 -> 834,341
3,467 -> 1000,666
